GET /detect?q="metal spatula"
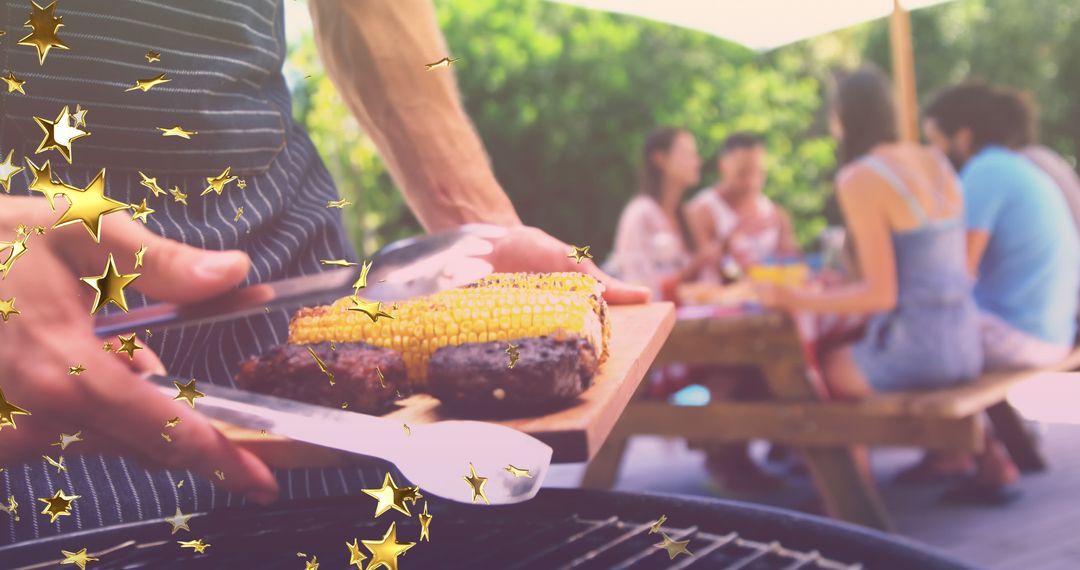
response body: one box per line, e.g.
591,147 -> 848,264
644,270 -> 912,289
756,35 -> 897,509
145,374 -> 552,505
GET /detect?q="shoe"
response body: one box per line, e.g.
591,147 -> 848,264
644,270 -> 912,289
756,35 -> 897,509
939,477 -> 1022,506
894,454 -> 975,486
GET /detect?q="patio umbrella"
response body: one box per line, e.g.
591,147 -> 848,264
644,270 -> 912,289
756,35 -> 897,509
548,0 -> 957,141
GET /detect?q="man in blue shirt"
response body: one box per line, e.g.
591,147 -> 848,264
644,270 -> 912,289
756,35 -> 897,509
924,83 -> 1080,371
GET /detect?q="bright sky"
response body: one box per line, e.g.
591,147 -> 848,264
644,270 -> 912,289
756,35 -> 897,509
283,0 -> 313,45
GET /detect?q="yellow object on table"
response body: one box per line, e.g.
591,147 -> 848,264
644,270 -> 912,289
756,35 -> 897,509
748,263 -> 810,287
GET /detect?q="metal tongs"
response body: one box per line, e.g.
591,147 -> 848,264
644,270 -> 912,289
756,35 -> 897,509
94,223 -> 554,505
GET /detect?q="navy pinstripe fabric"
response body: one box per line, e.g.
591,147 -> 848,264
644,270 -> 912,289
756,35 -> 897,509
0,0 -> 401,544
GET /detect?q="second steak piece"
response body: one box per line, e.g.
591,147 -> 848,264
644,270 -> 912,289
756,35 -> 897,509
426,335 -> 599,416
234,342 -> 407,414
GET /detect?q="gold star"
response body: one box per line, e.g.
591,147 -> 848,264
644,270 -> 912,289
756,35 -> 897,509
361,522 -> 414,570
319,259 -> 358,267
214,470 -> 225,481
201,167 -> 237,196
345,538 -> 367,568
341,401 -> 349,409
362,473 -> 420,518
34,105 -> 89,163
138,171 -> 165,197
18,1 -> 69,65
304,557 -> 320,570
0,297 -> 19,322
60,548 -> 99,570
233,206 -> 243,222
160,432 -> 172,442
1,71 -> 25,94
568,245 -> 592,263
403,423 -> 411,436
464,463 -> 489,504
236,178 -> 247,190
504,464 -> 532,478
169,186 -> 187,205
158,125 -> 197,139
424,56 -> 461,70
25,158 -> 74,209
653,533 -> 692,559
38,489 -> 79,523
306,346 -> 335,386
348,296 -> 393,323
125,73 -> 171,92
116,333 -> 142,359
101,341 -> 114,352
506,343 -> 520,369
129,199 -> 155,224
648,514 -> 667,534
68,364 -> 85,375
0,495 -> 18,521
177,479 -> 185,488
326,198 -> 352,209
54,169 -> 129,242
0,150 -> 23,192
71,104 -> 88,128
177,539 -> 210,554
172,379 -> 204,408
145,51 -> 160,63
352,259 -> 373,290
43,454 -> 65,473
418,501 -> 433,542
165,416 -> 181,428
80,253 -> 140,314
164,506 -> 193,534
52,431 -> 82,450
134,244 -> 147,269
0,233 -> 30,279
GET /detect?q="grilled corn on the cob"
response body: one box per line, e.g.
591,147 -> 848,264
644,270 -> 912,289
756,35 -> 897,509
288,273 -> 609,385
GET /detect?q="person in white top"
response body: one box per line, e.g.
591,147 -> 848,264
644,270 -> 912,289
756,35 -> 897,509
608,127 -> 720,300
684,133 -> 800,273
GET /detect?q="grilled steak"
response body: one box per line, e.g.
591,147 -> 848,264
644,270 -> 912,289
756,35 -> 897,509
234,342 -> 406,414
426,335 -> 599,415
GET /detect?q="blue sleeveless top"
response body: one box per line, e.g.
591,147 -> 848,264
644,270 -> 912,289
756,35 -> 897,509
850,155 -> 983,391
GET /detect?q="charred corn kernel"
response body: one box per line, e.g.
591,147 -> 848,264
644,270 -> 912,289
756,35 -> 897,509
288,273 -> 609,384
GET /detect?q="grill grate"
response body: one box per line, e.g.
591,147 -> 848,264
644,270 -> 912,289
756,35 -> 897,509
2,489 -> 971,570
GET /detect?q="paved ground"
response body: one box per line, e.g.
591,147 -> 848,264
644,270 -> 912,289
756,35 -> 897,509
545,422 -> 1080,570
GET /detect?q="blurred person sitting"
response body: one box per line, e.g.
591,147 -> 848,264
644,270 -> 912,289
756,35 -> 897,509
756,67 -> 984,508
607,128 -> 782,493
607,127 -> 718,299
684,133 -> 800,274
905,83 -> 1080,502
924,84 -> 1080,372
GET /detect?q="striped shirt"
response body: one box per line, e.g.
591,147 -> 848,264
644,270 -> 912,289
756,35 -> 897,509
0,0 -> 398,544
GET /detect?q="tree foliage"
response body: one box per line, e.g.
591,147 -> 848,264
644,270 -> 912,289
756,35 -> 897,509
287,0 -> 1080,259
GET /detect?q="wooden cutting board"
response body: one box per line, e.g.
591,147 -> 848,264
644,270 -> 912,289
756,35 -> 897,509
218,302 -> 675,467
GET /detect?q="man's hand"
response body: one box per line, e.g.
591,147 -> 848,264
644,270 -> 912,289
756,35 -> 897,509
483,225 -> 650,304
0,196 -> 279,504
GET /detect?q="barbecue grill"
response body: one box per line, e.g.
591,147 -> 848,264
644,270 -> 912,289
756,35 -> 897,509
2,488 -> 975,569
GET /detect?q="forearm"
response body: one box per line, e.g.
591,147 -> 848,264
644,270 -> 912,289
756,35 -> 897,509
788,282 -> 893,314
308,0 -> 521,232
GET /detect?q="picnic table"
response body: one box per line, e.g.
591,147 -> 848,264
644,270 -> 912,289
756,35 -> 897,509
581,305 -> 894,530
581,303 -> 1075,532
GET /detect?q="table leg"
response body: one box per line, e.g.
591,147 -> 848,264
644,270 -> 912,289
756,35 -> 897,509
760,358 -> 894,532
986,401 -> 1047,473
581,431 -> 630,489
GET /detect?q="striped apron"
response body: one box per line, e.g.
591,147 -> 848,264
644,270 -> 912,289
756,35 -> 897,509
0,0 -> 397,544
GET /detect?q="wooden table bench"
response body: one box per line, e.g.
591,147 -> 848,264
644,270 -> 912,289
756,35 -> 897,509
581,309 -> 1080,531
